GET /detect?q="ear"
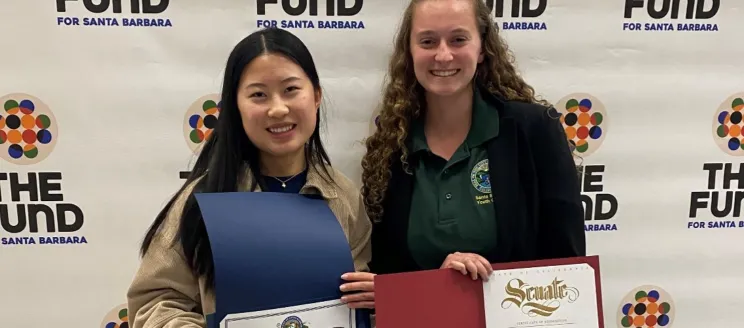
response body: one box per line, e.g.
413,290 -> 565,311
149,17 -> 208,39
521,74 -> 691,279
314,87 -> 322,110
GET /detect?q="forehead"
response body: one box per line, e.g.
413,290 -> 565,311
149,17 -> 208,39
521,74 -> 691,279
241,53 -> 306,83
411,0 -> 478,35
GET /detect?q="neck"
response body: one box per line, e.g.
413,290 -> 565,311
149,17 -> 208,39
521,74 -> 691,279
259,149 -> 306,177
424,85 -> 473,138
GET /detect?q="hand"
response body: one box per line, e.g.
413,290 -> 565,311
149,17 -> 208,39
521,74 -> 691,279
440,252 -> 493,281
339,272 -> 375,309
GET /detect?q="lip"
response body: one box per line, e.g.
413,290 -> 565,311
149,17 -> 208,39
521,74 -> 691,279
266,124 -> 296,137
430,69 -> 460,77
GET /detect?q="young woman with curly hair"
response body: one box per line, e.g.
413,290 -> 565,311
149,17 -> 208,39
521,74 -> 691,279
359,0 -> 585,287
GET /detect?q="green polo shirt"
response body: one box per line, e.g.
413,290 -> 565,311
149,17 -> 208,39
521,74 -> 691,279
407,88 -> 499,270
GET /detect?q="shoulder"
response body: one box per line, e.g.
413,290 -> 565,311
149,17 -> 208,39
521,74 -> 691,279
156,175 -> 206,246
327,166 -> 362,201
501,100 -> 560,129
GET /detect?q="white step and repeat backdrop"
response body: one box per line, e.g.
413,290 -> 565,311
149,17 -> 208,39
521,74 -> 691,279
0,1 -> 741,327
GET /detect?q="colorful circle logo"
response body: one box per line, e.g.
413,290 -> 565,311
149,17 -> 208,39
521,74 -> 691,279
712,93 -> 744,156
183,94 -> 221,152
0,93 -> 58,165
555,93 -> 608,157
100,304 -> 128,328
617,285 -> 674,328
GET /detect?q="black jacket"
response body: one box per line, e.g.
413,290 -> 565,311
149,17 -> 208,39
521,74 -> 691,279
368,86 -> 586,275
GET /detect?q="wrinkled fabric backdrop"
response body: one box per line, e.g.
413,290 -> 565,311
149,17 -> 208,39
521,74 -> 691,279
0,1 -> 740,327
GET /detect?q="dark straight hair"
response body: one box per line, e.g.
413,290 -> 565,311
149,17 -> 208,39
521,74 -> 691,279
140,27 -> 334,289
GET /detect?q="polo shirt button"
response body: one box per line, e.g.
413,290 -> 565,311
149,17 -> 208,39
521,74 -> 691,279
445,193 -> 452,200
444,169 -> 449,174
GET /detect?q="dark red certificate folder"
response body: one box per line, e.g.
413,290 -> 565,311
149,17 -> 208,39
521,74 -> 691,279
374,256 -> 604,328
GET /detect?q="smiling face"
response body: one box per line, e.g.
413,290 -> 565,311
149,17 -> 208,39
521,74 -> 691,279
236,53 -> 320,160
409,0 -> 484,97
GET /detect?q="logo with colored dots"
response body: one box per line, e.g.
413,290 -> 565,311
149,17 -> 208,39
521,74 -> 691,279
712,93 -> 744,156
183,94 -> 221,152
0,93 -> 58,165
100,304 -> 128,328
555,93 -> 608,157
617,285 -> 674,328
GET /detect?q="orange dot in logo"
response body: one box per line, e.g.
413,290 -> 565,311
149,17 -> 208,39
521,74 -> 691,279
578,112 -> 590,126
633,315 -> 645,326
646,302 -> 658,314
7,129 -> 22,143
21,114 -> 35,129
0,116 -> 5,129
565,126 -> 576,139
204,129 -> 212,140
729,124 -> 741,137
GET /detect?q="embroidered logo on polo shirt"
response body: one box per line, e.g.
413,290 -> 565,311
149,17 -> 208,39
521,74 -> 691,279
470,159 -> 491,194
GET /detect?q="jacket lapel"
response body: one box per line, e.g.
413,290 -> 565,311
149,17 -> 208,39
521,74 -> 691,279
486,114 -> 525,263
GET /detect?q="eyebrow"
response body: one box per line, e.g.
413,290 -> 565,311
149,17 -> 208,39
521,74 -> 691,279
245,76 -> 301,88
415,27 -> 471,37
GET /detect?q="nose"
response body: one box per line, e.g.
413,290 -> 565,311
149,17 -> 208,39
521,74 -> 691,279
267,97 -> 289,118
434,42 -> 453,62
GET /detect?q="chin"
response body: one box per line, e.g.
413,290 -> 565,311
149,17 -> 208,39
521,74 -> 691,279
263,142 -> 305,158
424,83 -> 466,97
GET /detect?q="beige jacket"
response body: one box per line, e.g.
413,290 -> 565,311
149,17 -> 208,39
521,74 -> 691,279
126,164 -> 372,328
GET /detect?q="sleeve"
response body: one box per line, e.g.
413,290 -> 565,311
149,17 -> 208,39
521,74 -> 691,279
530,106 -> 586,259
127,182 -> 207,328
348,190 -> 373,273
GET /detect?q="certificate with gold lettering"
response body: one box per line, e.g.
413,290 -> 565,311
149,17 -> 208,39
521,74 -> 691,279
482,256 -> 604,328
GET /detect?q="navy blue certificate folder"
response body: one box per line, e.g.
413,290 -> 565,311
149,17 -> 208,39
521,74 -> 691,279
194,191 -> 370,328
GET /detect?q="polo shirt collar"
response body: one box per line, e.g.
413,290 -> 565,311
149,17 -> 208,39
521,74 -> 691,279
408,86 -> 500,154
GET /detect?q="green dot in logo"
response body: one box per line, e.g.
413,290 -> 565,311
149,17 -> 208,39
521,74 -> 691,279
24,146 -> 38,159
189,129 -> 204,143
565,98 -> 579,110
590,112 -> 603,125
4,99 -> 18,112
717,125 -> 728,138
732,97 -> 744,109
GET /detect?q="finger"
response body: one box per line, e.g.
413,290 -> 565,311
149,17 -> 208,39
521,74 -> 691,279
475,255 -> 493,275
341,272 -> 376,281
448,260 -> 468,276
340,281 -> 374,292
341,292 -> 375,303
464,259 -> 479,280
475,261 -> 490,281
345,301 -> 375,309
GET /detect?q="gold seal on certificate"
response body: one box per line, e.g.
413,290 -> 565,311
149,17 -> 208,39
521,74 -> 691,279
482,256 -> 604,328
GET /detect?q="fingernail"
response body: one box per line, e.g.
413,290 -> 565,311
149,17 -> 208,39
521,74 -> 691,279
340,285 -> 346,291
341,273 -> 348,279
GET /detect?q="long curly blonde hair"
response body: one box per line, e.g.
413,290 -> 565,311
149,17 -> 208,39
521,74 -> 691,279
361,0 -> 553,223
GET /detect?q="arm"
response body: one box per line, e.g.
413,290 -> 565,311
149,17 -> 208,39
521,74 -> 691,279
348,191 -> 372,272
530,106 -> 586,259
127,184 -> 206,328
339,188 -> 375,310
